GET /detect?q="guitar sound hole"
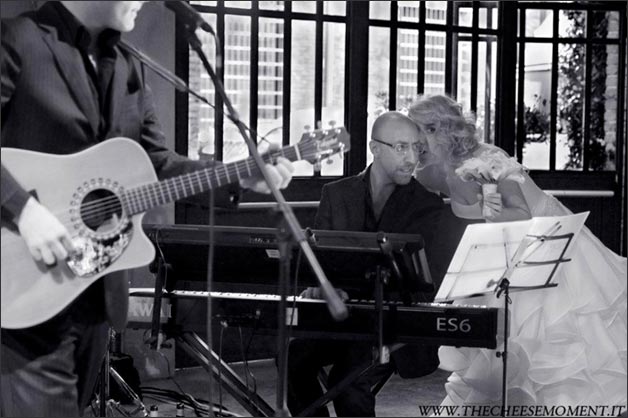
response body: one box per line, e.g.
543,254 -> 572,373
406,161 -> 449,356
80,189 -> 123,233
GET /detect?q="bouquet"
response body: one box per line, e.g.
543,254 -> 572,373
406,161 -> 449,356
455,150 -> 526,217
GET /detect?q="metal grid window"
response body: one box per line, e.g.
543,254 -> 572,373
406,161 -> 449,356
366,1 -> 500,164
515,2 -> 626,173
182,1 -> 348,178
175,2 -> 626,248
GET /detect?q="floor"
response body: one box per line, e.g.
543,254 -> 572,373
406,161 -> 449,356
96,357 -> 450,417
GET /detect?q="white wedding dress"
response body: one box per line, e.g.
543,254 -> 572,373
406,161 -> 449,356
437,172 -> 627,409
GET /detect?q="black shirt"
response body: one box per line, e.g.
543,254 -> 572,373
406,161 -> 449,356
39,2 -> 120,138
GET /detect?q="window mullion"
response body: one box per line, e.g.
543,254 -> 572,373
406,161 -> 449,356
470,2 -> 479,113
389,1 -> 398,110
314,1 -> 324,126
215,1 -> 225,162
417,2 -> 426,95
445,2 -> 455,96
583,12 -> 593,172
516,6 -> 526,163
549,10 -> 559,171
250,1 -> 259,146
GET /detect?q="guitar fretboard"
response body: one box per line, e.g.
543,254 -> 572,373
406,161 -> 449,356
122,146 -> 300,215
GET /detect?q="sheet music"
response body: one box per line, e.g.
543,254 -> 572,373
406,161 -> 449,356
435,212 -> 589,302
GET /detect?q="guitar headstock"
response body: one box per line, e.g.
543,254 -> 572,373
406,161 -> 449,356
297,123 -> 351,166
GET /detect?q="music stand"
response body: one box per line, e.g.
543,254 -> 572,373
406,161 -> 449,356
434,212 -> 588,417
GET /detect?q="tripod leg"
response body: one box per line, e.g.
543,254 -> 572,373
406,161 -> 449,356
96,332 -> 112,417
93,328 -> 147,417
109,366 -> 148,416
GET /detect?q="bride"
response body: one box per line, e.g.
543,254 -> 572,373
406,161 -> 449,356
408,94 -> 627,409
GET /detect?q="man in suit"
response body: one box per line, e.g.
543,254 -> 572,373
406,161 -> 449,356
0,2 -> 293,416
287,111 -> 451,416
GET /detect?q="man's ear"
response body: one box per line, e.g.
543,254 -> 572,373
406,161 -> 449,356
369,140 -> 379,158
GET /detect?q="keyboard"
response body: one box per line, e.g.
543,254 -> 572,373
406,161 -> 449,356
129,288 -> 501,348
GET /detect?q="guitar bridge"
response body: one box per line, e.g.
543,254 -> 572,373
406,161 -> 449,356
66,223 -> 133,277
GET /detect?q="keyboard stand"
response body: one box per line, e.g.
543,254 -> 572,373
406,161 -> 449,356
297,344 -> 402,417
298,264 -> 397,417
175,331 -> 276,417
143,253 -> 276,417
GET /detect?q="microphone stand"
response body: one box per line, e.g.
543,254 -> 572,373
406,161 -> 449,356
180,28 -> 348,417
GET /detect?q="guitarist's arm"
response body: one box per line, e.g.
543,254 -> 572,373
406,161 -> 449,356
1,164 -> 74,266
1,164 -> 30,220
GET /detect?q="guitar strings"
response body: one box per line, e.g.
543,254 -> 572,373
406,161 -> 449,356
56,140 -> 322,225
53,121 -> 338,225
59,139 -> 320,221
52,142 -> 324,227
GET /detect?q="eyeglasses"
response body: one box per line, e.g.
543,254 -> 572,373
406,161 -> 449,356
372,139 -> 424,156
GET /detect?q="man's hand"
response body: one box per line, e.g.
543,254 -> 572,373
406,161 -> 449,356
300,286 -> 349,301
17,197 -> 75,266
239,156 -> 294,194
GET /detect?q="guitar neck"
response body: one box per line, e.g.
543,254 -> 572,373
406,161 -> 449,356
123,145 -> 300,215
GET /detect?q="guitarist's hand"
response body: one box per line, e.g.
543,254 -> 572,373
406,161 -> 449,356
17,197 -> 75,266
300,286 -> 349,301
239,156 -> 294,194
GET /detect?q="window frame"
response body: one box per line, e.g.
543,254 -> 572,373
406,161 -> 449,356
514,1 -> 626,174
174,2 -> 627,254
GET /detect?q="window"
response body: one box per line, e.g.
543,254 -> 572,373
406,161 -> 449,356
515,3 -> 625,172
185,1 -> 347,177
177,1 -> 626,219
366,1 -> 500,164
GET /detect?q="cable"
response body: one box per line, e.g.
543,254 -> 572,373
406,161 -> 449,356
238,327 -> 257,396
218,322 -> 226,416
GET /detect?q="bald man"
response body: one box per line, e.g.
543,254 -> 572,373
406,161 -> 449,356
287,112 -> 451,417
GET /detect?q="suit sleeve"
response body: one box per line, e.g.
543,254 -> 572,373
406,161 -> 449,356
1,19 -> 30,220
313,184 -> 333,230
411,192 -> 447,297
426,205 -> 472,294
133,60 -> 241,209
1,18 -> 21,113
1,164 -> 31,221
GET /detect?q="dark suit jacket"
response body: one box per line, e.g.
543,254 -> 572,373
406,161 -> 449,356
315,167 -> 452,284
0,5 -> 238,330
314,167 -> 460,378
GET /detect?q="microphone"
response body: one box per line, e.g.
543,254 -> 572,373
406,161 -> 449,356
376,232 -> 403,281
165,1 -> 216,36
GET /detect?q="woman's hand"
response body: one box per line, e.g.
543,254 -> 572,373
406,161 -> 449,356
477,191 -> 503,221
476,179 -> 531,222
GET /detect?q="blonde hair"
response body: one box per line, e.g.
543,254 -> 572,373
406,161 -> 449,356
408,94 -> 479,165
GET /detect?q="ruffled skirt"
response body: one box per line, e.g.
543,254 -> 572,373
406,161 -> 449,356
438,195 -> 627,410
